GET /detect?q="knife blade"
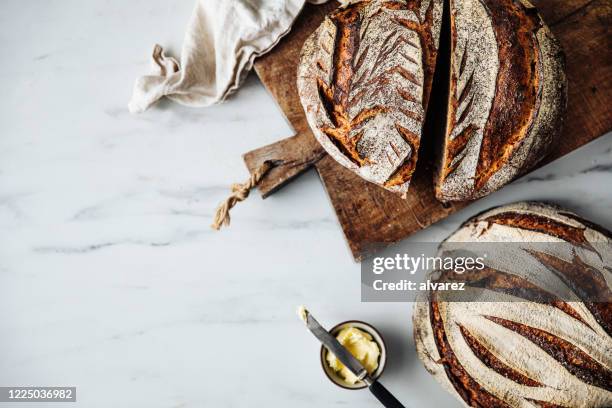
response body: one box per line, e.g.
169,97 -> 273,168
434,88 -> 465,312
301,308 -> 369,383
298,307 -> 405,408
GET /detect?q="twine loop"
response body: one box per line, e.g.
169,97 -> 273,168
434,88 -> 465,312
211,161 -> 275,230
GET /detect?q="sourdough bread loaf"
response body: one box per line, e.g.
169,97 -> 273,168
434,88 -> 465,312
297,0 -> 443,196
413,202 -> 612,407
434,0 -> 567,201
298,0 -> 566,201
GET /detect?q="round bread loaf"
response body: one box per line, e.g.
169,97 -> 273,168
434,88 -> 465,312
413,202 -> 612,407
297,0 -> 443,196
434,0 -> 567,201
298,0 -> 566,201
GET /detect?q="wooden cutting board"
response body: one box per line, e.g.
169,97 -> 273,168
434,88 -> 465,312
244,0 -> 612,260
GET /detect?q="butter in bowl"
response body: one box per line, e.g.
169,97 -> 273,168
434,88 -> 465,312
321,321 -> 387,389
298,306 -> 403,408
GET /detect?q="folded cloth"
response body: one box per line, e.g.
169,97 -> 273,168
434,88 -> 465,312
128,0 -> 334,113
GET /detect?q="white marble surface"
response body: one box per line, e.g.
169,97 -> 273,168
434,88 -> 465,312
0,1 -> 611,407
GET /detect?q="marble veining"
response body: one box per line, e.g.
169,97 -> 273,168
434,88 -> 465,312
0,0 -> 611,407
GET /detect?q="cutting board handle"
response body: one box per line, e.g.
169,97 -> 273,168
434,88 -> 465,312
243,129 -> 326,198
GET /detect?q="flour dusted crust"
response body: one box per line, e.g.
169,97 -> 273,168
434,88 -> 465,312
297,0 -> 443,196
435,0 -> 567,201
413,202 -> 612,407
298,0 -> 566,200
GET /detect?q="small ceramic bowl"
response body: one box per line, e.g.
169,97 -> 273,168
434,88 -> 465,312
320,320 -> 387,390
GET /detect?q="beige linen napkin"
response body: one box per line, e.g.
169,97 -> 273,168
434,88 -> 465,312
128,0 -> 333,113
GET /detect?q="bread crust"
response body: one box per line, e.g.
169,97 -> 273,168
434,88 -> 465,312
297,0 -> 443,196
413,202 -> 612,407
435,0 -> 567,201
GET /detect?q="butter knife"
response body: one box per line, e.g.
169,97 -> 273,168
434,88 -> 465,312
299,307 -> 405,408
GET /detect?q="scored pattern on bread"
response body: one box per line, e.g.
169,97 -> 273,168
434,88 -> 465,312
413,202 -> 612,407
298,0 -> 442,195
435,0 -> 567,201
298,0 -> 566,201
435,0 -> 499,200
485,315 -> 612,391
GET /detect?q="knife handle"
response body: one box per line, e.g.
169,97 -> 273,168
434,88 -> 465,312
368,381 -> 405,408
